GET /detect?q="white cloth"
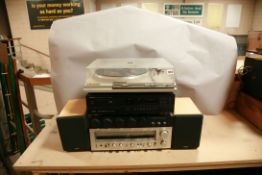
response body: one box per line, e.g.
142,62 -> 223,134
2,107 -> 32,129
49,6 -> 237,114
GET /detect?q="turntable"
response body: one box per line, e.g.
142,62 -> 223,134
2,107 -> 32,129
84,58 -> 177,92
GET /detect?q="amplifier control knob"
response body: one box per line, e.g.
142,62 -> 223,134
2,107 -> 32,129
91,118 -> 101,128
103,118 -> 113,128
160,130 -> 169,139
115,118 -> 125,127
128,117 -> 137,127
139,117 -> 146,126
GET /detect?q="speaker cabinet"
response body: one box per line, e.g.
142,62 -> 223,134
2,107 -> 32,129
56,116 -> 90,151
172,114 -> 203,149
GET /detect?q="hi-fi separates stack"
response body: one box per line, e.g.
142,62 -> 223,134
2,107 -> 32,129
57,58 -> 203,152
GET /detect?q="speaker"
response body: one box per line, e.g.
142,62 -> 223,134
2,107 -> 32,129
171,114 -> 203,149
56,116 -> 90,151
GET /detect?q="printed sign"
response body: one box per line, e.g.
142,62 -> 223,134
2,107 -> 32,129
183,18 -> 203,25
164,3 -> 203,17
26,0 -> 84,30
180,5 -> 203,16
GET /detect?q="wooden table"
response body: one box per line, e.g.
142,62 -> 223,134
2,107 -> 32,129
13,98 -> 262,173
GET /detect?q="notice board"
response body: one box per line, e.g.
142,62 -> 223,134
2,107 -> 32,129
26,0 -> 84,30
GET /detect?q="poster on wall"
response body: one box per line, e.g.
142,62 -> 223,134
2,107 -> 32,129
26,0 -> 84,30
141,3 -> 160,13
225,4 -> 242,28
207,3 -> 224,28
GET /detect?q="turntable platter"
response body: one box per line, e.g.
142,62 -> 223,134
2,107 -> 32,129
95,68 -> 147,78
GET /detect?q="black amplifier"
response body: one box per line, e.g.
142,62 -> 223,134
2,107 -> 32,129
86,92 -> 175,116
56,114 -> 203,152
241,53 -> 262,102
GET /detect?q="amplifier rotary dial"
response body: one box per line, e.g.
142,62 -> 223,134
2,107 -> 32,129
91,118 -> 101,128
128,117 -> 137,126
160,130 -> 169,139
115,118 -> 125,127
103,118 -> 113,128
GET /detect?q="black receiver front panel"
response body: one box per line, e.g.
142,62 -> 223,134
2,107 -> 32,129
86,92 -> 175,117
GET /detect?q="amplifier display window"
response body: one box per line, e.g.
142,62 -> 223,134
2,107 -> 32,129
95,131 -> 156,140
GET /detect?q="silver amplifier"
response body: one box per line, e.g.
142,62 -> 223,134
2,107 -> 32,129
89,127 -> 172,151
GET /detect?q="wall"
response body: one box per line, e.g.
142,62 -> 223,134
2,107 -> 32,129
187,0 -> 255,35
252,0 -> 262,31
4,0 -> 261,72
0,0 -> 11,38
5,0 -> 49,70
96,0 -> 256,35
5,0 -> 91,72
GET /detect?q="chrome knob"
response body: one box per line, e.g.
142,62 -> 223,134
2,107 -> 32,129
160,130 -> 169,139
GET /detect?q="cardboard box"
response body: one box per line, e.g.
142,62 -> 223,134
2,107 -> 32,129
247,31 -> 262,52
236,92 -> 262,130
